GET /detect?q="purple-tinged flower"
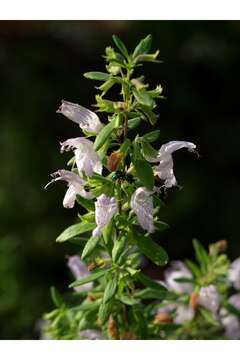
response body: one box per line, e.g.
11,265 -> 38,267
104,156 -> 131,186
164,261 -> 193,294
92,194 -> 118,238
67,255 -> 92,292
198,285 -> 220,314
144,140 -> 196,188
220,308 -> 240,340
130,187 -> 154,233
45,170 -> 92,208
57,100 -> 103,133
174,304 -> 195,324
60,137 -> 102,177
229,293 -> 240,310
79,329 -> 103,340
229,258 -> 240,290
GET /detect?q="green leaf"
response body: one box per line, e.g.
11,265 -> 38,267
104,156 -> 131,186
133,158 -> 154,190
135,233 -> 168,266
128,117 -> 141,129
103,275 -> 118,303
94,116 -> 118,151
138,273 -> 167,293
112,236 -> 126,263
82,236 -> 100,259
119,138 -> 131,155
142,130 -> 160,143
174,277 -> 195,284
102,220 -> 114,254
193,239 -> 209,272
139,106 -> 158,125
84,71 -> 111,81
69,268 -> 106,288
155,221 -> 169,232
185,259 -> 201,278
112,35 -> 129,59
98,300 -> 112,324
76,195 -> 95,211
199,308 -> 220,326
56,222 -> 96,242
135,50 -> 160,64
226,303 -> 240,317
118,295 -> 139,306
98,78 -> 116,95
141,141 -> 159,159
133,89 -> 154,107
50,286 -> 64,308
133,34 -> 152,59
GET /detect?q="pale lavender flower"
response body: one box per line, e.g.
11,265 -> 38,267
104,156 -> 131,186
144,140 -> 196,188
220,308 -> 240,340
45,170 -> 93,208
130,187 -> 154,233
174,304 -> 195,324
198,285 -> 220,314
229,293 -> 240,310
229,258 -> 240,290
57,100 -> 103,133
92,194 -> 118,237
79,329 -> 103,340
164,261 -> 193,294
60,137 -> 102,177
67,255 -> 92,292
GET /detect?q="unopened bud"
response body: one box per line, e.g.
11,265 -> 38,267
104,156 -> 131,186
107,315 -> 119,339
154,313 -> 173,324
107,151 -> 123,172
215,240 -> 228,252
190,292 -> 199,311
121,331 -> 136,340
87,262 -> 96,271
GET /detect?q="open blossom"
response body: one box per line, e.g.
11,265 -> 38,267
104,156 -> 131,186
57,100 -> 103,133
174,304 -> 195,324
60,137 -> 102,177
130,187 -> 154,233
228,258 -> 240,290
45,170 -> 92,208
198,285 -> 220,314
164,261 -> 193,294
67,255 -> 93,292
220,308 -> 240,340
92,194 -> 118,238
79,329 -> 103,340
144,140 -> 196,188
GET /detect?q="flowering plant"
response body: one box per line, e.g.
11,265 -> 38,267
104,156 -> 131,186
42,35 -> 240,340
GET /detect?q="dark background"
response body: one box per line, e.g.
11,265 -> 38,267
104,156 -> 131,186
0,20 -> 239,339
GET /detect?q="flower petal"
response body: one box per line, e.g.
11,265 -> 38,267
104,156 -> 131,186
67,255 -> 92,292
164,261 -> 193,294
92,194 -> 118,237
57,100 -> 103,133
130,187 -> 154,233
198,285 -> 220,314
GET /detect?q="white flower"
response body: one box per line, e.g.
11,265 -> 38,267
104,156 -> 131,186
144,140 -> 196,188
164,261 -> 193,294
92,194 -> 118,238
130,187 -> 154,233
60,137 -> 102,176
57,100 -> 103,133
229,258 -> 240,290
67,255 -> 93,292
198,285 -> 220,314
79,329 -> 103,340
45,170 -> 92,208
220,308 -> 240,340
174,304 -> 195,324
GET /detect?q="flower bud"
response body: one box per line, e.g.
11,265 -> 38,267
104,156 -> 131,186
107,151 -> 123,171
107,316 -> 119,339
190,292 -> 199,311
154,312 -> 173,324
215,240 -> 228,252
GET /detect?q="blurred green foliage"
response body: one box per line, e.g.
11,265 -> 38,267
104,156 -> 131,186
0,21 -> 240,338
